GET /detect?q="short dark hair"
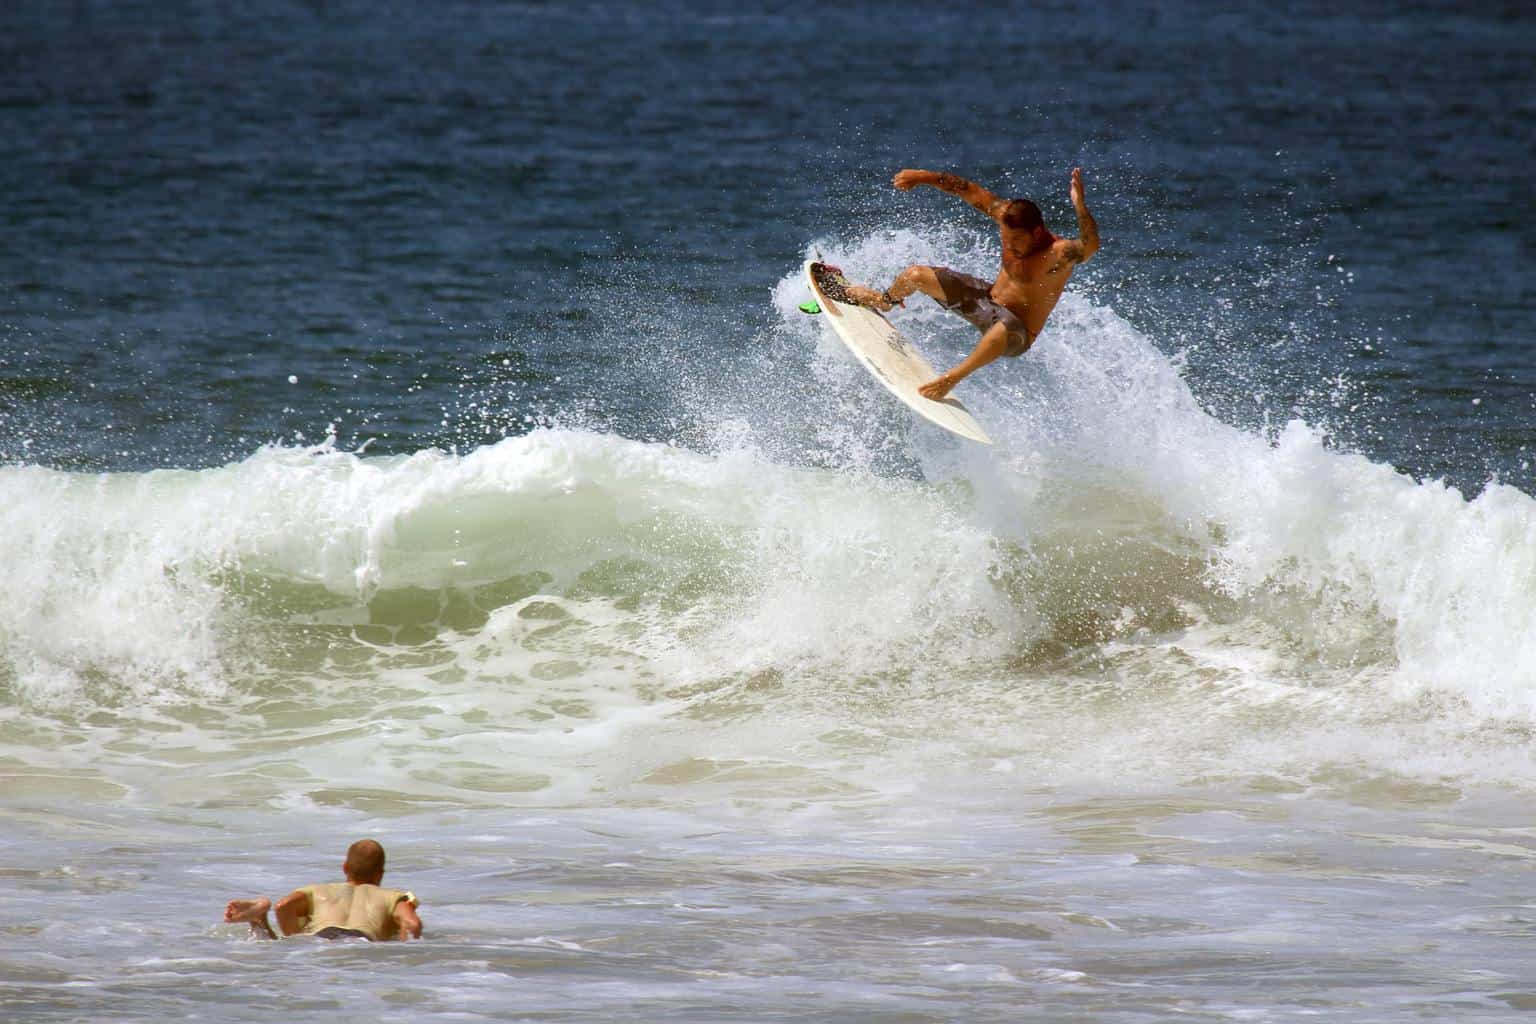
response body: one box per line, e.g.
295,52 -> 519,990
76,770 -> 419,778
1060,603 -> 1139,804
1001,199 -> 1043,231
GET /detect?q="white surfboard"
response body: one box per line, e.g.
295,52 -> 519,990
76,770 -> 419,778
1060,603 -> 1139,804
803,260 -> 992,445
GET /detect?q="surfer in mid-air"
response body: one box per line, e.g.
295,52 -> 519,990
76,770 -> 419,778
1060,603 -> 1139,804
844,167 -> 1099,401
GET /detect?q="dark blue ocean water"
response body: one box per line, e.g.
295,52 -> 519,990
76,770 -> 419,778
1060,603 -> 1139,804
3,0 -> 1532,487
8,7 -> 1536,1021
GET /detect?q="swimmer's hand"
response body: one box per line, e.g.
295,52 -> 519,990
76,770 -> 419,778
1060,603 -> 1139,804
892,169 -> 932,191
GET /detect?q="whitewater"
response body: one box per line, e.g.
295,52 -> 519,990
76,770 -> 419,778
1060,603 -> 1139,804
4,240 -> 1536,1021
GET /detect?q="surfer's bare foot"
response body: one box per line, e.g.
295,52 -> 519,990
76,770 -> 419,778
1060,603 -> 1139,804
226,897 -> 279,938
225,898 -> 271,924
919,373 -> 958,401
844,284 -> 895,312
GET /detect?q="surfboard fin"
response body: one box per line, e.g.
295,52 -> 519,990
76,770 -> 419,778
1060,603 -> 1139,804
798,300 -> 821,315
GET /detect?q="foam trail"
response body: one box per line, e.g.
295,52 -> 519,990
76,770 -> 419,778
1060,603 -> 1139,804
780,234 -> 1536,721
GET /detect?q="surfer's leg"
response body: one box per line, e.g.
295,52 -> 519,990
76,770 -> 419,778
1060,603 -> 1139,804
224,897 -> 278,939
919,322 -> 1011,401
845,266 -> 947,311
886,265 -> 948,304
841,284 -> 894,311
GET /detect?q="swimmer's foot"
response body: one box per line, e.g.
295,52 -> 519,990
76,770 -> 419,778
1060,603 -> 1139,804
843,284 -> 897,312
918,373 -> 959,401
225,898 -> 271,924
225,897 -> 278,938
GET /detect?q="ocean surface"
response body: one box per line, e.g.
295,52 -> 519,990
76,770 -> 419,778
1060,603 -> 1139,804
3,2 -> 1535,1020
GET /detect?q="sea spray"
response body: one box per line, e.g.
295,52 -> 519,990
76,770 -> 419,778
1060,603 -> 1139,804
2,234 -> 1534,795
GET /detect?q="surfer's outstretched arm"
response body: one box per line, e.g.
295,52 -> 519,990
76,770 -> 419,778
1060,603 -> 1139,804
1063,167 -> 1100,263
892,169 -> 1007,220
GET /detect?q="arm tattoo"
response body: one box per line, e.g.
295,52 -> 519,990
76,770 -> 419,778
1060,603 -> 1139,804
934,172 -> 967,194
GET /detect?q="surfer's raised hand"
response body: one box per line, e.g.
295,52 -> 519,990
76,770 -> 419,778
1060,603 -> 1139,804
892,168 -> 931,191
1068,167 -> 1100,262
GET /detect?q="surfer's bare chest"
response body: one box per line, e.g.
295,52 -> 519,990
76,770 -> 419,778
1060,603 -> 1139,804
994,239 -> 1075,309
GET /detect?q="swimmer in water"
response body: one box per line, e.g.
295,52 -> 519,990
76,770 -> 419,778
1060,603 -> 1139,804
223,838 -> 422,941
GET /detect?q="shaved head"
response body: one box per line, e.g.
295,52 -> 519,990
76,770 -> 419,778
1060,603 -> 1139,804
344,839 -> 386,884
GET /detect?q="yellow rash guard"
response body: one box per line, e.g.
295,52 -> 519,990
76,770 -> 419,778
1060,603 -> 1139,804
293,882 -> 416,941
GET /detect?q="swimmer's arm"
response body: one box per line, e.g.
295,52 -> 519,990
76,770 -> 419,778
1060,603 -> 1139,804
1066,167 -> 1099,262
272,889 -> 311,937
892,169 -> 1006,220
392,898 -> 423,940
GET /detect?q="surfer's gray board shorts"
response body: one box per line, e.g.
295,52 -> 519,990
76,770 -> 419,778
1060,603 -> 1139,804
933,268 -> 1035,356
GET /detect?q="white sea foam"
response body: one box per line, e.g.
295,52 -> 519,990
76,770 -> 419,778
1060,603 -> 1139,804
2,234 -> 1534,796
779,232 -> 1536,725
